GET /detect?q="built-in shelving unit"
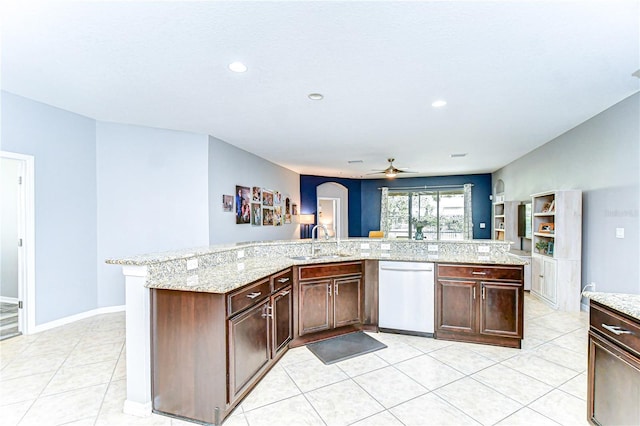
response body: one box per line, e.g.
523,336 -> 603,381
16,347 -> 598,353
493,201 -> 518,243
530,190 -> 582,311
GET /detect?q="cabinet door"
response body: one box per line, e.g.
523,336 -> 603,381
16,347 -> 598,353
542,258 -> 557,304
588,332 -> 640,425
437,279 -> 476,334
299,279 -> 331,336
531,256 -> 543,296
333,276 -> 362,328
480,282 -> 522,338
228,300 -> 270,401
271,285 -> 292,358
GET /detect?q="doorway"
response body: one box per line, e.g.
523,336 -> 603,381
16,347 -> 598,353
316,182 -> 349,239
0,151 -> 35,338
317,197 -> 340,238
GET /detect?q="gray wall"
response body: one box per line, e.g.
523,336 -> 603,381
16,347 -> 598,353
96,122 -> 210,307
493,93 -> 640,296
1,91 -> 98,324
208,136 -> 301,244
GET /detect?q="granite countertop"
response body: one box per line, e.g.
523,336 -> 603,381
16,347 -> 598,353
148,252 -> 527,293
582,291 -> 640,322
106,238 -> 515,266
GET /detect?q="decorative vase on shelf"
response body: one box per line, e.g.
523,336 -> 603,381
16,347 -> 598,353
415,226 -> 424,240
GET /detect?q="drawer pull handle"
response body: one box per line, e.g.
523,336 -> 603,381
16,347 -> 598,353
279,290 -> 290,296
602,323 -> 633,336
473,287 -> 476,299
246,292 -> 262,299
277,278 -> 290,283
471,271 -> 486,275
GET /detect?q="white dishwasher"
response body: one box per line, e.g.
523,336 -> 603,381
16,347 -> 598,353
378,261 -> 435,336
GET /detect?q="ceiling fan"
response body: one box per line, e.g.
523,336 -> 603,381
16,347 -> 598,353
368,158 -> 416,178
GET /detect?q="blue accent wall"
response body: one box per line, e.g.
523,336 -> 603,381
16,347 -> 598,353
300,175 -> 362,237
301,173 -> 493,239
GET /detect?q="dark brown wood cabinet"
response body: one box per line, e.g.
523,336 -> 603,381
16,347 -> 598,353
228,297 -> 270,401
151,267 -> 293,426
436,263 -> 524,348
295,261 -> 364,344
271,285 -> 292,358
588,301 -> 640,425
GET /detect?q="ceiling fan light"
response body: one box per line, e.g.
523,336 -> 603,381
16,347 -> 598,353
385,170 -> 397,178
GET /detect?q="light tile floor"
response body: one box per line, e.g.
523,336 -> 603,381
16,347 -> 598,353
0,293 -> 590,426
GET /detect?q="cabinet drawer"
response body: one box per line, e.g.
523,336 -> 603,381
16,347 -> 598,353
228,278 -> 271,317
590,301 -> 640,356
437,264 -> 522,282
272,268 -> 293,292
299,262 -> 362,280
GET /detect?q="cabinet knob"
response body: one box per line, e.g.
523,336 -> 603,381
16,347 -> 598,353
246,292 -> 262,299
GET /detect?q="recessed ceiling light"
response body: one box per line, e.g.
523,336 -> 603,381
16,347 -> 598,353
228,62 -> 247,73
432,100 -> 447,108
450,153 -> 467,158
308,93 -> 324,100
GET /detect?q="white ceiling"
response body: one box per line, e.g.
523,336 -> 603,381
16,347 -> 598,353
2,1 -> 639,178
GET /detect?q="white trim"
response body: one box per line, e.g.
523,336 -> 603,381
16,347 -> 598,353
30,305 -> 125,334
123,400 -> 152,417
0,296 -> 19,304
0,151 -> 35,336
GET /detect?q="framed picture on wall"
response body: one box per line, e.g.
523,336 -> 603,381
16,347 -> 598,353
235,185 -> 251,224
274,191 -> 282,205
274,206 -> 282,226
292,203 -> 298,216
252,187 -> 262,203
284,197 -> 292,224
262,189 -> 274,207
251,203 -> 262,226
262,207 -> 274,226
222,195 -> 233,212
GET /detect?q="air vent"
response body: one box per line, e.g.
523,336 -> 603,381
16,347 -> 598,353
450,153 -> 467,158
347,160 -> 364,164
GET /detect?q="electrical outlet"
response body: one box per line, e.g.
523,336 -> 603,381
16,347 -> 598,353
186,258 -> 198,270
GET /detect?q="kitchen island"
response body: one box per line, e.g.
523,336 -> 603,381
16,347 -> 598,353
108,238 -> 526,425
582,291 -> 640,425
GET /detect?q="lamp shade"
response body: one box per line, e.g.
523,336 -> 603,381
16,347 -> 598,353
298,214 -> 315,225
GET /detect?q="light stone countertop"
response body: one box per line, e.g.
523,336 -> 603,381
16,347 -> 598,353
106,238 -> 516,266
147,251 -> 527,294
582,291 -> 640,322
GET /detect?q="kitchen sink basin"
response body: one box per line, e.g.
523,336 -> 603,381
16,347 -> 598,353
289,255 -> 315,261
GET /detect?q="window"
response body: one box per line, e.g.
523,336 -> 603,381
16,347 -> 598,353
387,189 -> 465,240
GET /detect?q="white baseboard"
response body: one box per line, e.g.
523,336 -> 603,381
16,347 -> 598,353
31,305 -> 125,334
123,400 -> 152,417
0,296 -> 19,304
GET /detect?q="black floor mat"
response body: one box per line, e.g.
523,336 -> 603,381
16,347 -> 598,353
306,332 -> 387,365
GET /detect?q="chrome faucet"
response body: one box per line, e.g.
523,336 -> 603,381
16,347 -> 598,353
311,224 -> 330,256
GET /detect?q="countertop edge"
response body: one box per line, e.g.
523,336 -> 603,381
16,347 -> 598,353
582,291 -> 640,322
